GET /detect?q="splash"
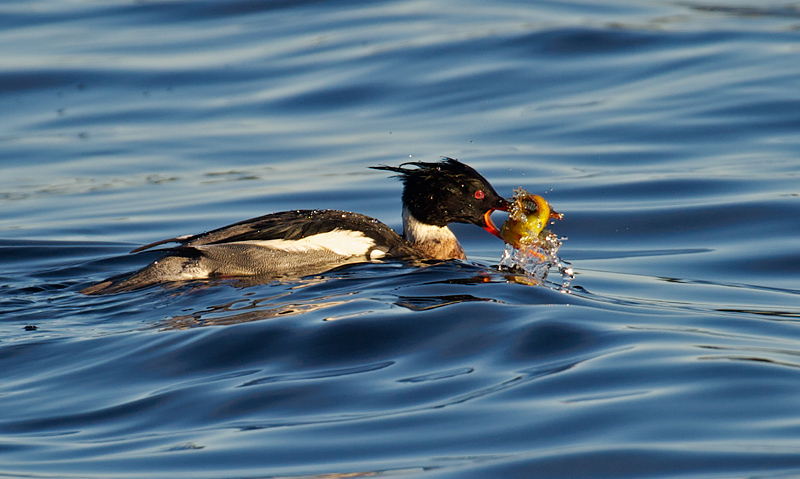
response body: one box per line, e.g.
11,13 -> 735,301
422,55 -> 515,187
499,233 -> 573,289
497,188 -> 573,289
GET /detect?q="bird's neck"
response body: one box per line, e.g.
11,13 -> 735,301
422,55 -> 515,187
402,207 -> 465,260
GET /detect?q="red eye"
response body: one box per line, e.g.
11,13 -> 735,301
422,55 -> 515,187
474,190 -> 485,200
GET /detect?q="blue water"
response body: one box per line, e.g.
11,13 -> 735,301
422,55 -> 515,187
2,0 -> 799,477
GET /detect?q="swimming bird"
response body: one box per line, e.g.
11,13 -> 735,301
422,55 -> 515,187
81,158 -> 508,294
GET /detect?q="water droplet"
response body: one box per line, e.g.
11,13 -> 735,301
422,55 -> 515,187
498,232 -> 572,290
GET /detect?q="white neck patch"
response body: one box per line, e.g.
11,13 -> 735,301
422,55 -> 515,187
402,207 -> 458,245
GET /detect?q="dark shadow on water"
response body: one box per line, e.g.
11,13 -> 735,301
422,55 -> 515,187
680,2 -> 800,19
394,294 -> 496,311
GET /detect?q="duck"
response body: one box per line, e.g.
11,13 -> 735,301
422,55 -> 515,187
81,158 -> 508,294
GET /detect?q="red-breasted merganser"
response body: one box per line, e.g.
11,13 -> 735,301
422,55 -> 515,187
81,158 -> 508,294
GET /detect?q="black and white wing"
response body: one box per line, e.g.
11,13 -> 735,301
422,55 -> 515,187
132,209 -> 416,258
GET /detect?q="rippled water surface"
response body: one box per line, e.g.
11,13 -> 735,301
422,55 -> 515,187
2,1 -> 799,477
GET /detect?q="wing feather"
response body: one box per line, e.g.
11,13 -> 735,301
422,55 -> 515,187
131,210 -> 421,258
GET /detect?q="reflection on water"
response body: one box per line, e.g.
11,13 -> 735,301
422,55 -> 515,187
393,293 -> 494,311
154,267 -> 532,328
157,293 -> 350,329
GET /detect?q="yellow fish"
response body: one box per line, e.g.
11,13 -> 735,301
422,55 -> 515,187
500,189 -> 563,248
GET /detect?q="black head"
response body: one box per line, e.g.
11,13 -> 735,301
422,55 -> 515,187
371,158 -> 508,235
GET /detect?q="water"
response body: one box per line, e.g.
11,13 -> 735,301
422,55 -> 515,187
2,0 -> 799,477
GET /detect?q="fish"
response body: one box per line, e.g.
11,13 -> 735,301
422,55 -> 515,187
499,188 -> 563,249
